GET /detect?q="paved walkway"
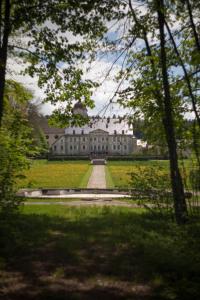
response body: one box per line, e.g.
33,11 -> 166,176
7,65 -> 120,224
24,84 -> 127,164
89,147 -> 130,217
87,165 -> 106,189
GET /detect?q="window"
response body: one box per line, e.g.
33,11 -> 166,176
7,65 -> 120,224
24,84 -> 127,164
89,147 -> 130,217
106,124 -> 108,128
70,145 -> 72,150
113,137 -> 116,142
102,145 -> 104,150
73,130 -> 75,135
124,145 -> 127,150
113,145 -> 116,150
122,130 -> 124,135
94,137 -> 96,141
61,145 -> 63,151
70,137 -> 72,141
83,137 -> 85,142
61,139 -> 63,143
54,135 -> 58,139
54,145 -> 57,151
118,145 -> 120,150
114,130 -> 117,135
102,137 -> 104,141
46,135 -> 49,139
83,145 -> 85,150
98,145 -> 100,150
81,130 -> 84,135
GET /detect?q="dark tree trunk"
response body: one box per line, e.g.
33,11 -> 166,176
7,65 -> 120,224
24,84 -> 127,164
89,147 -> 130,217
185,0 -> 200,51
157,0 -> 188,224
0,0 -> 10,126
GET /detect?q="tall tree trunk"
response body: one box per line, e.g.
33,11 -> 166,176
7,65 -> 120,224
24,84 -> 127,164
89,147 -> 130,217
185,0 -> 200,51
157,0 -> 188,224
0,0 -> 10,126
129,0 -> 188,224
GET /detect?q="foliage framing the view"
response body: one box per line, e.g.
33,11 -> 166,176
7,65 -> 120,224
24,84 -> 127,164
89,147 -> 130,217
0,81 -> 38,210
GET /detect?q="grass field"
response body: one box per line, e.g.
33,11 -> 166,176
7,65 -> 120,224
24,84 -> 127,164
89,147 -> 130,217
0,205 -> 200,299
106,159 -> 194,188
18,160 -> 92,189
106,160 -> 170,188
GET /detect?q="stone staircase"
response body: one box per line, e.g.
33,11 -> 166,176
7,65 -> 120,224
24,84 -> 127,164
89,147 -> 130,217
91,158 -> 107,165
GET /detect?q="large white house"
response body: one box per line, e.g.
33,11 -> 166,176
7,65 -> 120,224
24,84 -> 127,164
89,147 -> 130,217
50,101 -> 137,157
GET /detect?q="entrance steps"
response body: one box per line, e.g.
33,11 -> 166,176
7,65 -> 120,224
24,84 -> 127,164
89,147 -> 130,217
91,159 -> 107,165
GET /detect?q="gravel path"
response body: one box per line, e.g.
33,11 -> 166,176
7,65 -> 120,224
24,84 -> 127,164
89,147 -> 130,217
87,165 -> 106,189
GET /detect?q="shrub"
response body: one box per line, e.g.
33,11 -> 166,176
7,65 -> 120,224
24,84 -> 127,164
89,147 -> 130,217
189,168 -> 200,191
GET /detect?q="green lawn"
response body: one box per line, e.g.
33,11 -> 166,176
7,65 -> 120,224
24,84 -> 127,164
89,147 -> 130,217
0,205 -> 200,299
18,159 -> 92,188
106,160 -> 170,188
106,159 -> 194,188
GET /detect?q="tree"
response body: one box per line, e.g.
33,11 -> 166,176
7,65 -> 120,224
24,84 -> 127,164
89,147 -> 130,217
156,0 -> 188,223
88,0 -> 200,223
27,102 -> 49,156
0,0 -> 123,126
0,80 -> 38,210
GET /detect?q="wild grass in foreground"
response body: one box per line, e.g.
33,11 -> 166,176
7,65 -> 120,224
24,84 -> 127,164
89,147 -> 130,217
0,205 -> 200,300
18,159 -> 91,188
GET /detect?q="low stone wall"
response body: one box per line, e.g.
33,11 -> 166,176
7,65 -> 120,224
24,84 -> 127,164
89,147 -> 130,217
17,188 -> 132,198
17,188 -> 192,199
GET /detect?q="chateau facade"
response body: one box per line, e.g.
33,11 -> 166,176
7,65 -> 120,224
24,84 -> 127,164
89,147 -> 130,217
51,118 -> 137,157
44,101 -> 138,157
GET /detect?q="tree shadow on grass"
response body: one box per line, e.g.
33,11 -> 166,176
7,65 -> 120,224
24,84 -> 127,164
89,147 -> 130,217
0,207 -> 200,300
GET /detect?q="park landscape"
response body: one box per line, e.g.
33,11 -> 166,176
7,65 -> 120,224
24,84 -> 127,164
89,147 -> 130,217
1,0 -> 200,299
1,158 -> 200,299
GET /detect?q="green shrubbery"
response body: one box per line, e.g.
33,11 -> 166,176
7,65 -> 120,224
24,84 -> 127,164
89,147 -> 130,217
0,114 -> 36,211
0,81 -> 39,211
129,166 -> 173,214
189,168 -> 200,191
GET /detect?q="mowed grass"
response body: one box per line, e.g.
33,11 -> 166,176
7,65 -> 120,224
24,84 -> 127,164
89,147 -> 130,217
106,159 -> 194,188
18,160 -> 92,188
0,205 -> 200,299
106,160 -> 170,188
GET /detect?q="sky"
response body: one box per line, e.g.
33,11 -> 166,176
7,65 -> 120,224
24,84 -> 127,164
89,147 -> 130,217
7,26 -> 130,118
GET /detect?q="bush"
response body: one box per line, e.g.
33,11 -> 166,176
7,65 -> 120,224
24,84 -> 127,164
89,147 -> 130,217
189,168 -> 200,191
0,81 -> 39,211
129,166 -> 172,214
0,117 -> 36,210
